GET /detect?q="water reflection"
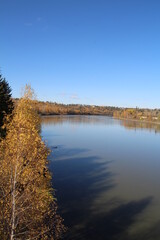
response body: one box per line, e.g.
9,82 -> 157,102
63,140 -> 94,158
120,119 -> 160,134
41,116 -> 160,240
41,115 -> 117,126
42,115 -> 160,133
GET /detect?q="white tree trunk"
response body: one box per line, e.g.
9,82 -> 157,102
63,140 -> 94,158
11,165 -> 17,240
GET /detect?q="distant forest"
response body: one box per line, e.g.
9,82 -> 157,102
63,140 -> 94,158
14,99 -> 160,123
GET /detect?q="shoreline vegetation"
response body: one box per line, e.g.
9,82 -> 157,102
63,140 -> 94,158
14,98 -> 160,124
0,83 -> 65,239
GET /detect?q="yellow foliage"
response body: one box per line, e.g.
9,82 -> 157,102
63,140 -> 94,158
0,85 -> 65,239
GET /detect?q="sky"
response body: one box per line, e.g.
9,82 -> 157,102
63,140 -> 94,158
1,0 -> 160,108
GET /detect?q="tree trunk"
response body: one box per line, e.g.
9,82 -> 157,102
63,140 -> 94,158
11,165 -> 17,240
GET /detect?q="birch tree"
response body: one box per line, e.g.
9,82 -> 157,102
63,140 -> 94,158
0,85 -> 65,239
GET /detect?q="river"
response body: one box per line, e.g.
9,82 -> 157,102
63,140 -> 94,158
41,115 -> 160,240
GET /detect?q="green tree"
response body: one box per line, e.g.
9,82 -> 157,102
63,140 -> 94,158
0,74 -> 13,138
0,85 -> 65,239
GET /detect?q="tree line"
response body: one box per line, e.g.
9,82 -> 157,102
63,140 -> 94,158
14,99 -> 160,123
113,108 -> 160,122
14,99 -> 119,116
0,74 -> 65,239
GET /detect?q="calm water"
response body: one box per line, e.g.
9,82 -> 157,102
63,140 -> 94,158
41,116 -> 160,240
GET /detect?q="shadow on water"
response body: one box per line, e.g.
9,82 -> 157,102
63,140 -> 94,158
51,146 -> 90,160
81,197 -> 152,240
130,220 -> 160,240
49,146 -> 153,240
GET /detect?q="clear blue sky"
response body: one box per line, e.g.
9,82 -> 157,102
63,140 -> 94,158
1,0 -> 160,108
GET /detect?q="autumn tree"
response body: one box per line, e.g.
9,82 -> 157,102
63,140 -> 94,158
0,85 -> 65,239
0,74 -> 14,138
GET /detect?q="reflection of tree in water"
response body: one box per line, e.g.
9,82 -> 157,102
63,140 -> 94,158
42,116 -> 160,134
41,115 -> 116,126
121,119 -> 160,134
49,146 -> 154,240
